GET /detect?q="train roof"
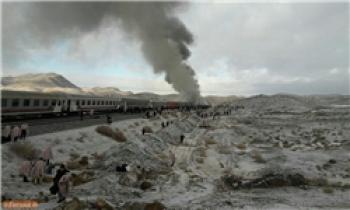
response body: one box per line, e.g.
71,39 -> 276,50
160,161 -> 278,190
1,90 -> 151,102
1,89 -> 111,99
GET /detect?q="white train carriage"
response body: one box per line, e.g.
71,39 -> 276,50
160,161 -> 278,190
1,90 -> 124,118
121,97 -> 152,112
1,90 -> 209,120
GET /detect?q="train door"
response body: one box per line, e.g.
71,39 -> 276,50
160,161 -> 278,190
69,99 -> 77,112
67,99 -> 71,113
53,99 -> 62,113
124,101 -> 127,112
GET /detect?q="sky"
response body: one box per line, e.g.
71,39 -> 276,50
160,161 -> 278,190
2,2 -> 349,96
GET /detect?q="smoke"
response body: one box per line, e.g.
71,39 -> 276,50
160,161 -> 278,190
2,2 -> 201,101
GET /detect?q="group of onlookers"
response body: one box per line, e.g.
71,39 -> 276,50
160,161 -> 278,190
18,145 -> 71,203
2,123 -> 29,143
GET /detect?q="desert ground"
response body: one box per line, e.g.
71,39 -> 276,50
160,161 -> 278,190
2,96 -> 350,210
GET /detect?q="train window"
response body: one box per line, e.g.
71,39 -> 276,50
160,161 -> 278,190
82,100 -> 85,105
51,100 -> 56,106
76,100 -> 80,106
101,101 -> 104,105
97,101 -> 100,105
43,100 -> 49,106
12,99 -> 20,107
109,101 -> 112,105
92,100 -> 95,105
87,100 -> 91,105
2,99 -> 7,107
23,99 -> 31,107
105,101 -> 108,105
34,99 -> 40,107
62,100 -> 66,105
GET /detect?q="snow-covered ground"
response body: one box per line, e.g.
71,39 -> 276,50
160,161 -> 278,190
2,104 -> 350,209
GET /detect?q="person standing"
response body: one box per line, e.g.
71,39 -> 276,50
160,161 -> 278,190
31,158 -> 45,185
20,123 -> 28,140
169,151 -> 175,167
41,145 -> 53,166
51,164 -> 67,192
19,160 -> 33,182
106,115 -> 112,124
57,170 -> 71,203
2,125 -> 11,144
11,125 -> 20,143
180,134 -> 185,144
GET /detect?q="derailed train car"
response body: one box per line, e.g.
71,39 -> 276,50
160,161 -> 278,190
1,90 -> 210,120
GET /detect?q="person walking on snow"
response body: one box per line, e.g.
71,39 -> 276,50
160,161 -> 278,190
20,123 -> 29,140
11,125 -> 20,143
19,160 -> 33,182
31,158 -> 45,185
2,125 -> 11,144
169,151 -> 175,167
41,145 -> 53,166
58,172 -> 71,203
50,164 -> 69,199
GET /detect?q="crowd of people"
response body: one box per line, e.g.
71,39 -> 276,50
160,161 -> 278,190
2,123 -> 29,144
18,145 -> 71,203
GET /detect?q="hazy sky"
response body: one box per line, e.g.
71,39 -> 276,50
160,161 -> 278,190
2,2 -> 349,96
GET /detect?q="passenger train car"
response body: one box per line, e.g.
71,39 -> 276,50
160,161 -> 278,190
1,90 -> 209,120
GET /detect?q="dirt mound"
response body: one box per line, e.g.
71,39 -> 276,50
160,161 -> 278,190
222,173 -> 307,190
96,126 -> 127,142
9,143 -> 39,160
143,126 -> 153,134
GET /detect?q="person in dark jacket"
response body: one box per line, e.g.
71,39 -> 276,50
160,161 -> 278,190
50,164 -> 69,202
116,163 -> 128,172
180,134 -> 185,144
106,115 -> 112,124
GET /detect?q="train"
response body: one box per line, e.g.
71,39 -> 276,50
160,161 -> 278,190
1,90 -> 210,120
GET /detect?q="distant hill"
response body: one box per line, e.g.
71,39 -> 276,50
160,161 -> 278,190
230,94 -> 350,112
205,95 -> 242,106
3,73 -> 347,107
1,73 -> 84,94
82,87 -> 133,97
0,73 -> 208,103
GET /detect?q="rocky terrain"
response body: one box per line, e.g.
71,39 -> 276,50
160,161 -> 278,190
2,96 -> 350,209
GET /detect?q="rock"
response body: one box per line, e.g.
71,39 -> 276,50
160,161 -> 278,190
140,181 -> 153,191
287,173 -> 307,186
42,176 -> 54,183
66,160 -> 82,170
78,156 -> 89,166
144,201 -> 166,210
71,171 -> 95,186
121,202 -> 144,210
54,197 -> 86,210
222,174 -> 243,189
323,187 -> 334,194
142,126 -> 153,134
328,159 -> 337,164
95,198 -> 114,210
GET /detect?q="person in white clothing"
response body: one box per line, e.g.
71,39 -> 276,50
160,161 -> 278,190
2,125 -> 11,143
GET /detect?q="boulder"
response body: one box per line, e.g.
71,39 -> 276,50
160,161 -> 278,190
95,198 -> 114,210
54,197 -> 86,210
144,201 -> 166,210
140,181 -> 153,191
